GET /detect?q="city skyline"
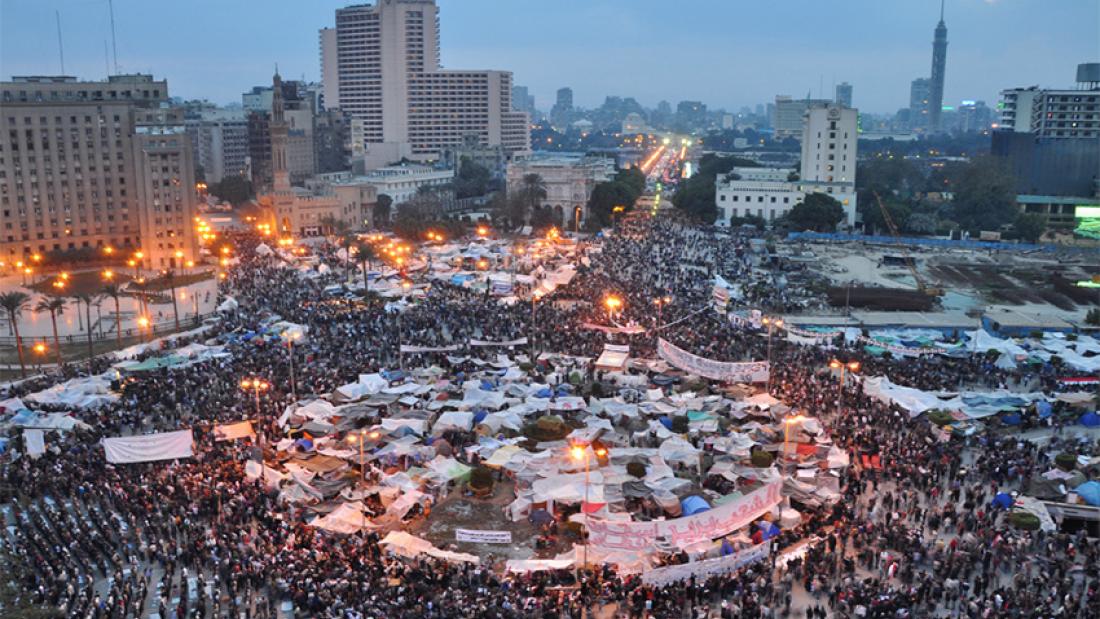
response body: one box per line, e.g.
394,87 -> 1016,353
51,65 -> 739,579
0,0 -> 1096,115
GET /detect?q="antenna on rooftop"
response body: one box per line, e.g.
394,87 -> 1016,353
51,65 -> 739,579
104,41 -> 110,77
108,0 -> 119,74
55,10 -> 65,74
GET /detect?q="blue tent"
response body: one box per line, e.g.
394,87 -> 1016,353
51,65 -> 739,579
534,387 -> 553,399
991,492 -> 1014,509
295,438 -> 314,451
652,374 -> 678,386
480,379 -> 496,391
1036,401 -> 1053,419
473,410 -> 488,425
1076,481 -> 1100,507
1001,413 -> 1022,426
719,538 -> 735,556
657,416 -> 673,430
1080,412 -> 1100,428
680,495 -> 710,516
757,521 -> 781,540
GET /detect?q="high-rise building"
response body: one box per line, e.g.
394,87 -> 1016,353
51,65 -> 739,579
676,101 -> 707,130
550,87 -> 574,128
909,78 -> 931,131
928,1 -> 948,132
835,82 -> 853,108
323,0 -> 530,166
999,65 -> 1100,139
772,95 -> 831,140
0,74 -> 199,269
186,108 -> 249,184
243,80 -> 317,185
512,85 -> 535,117
319,27 -> 339,111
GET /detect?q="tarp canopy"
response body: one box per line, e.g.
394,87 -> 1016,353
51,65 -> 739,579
680,495 -> 711,516
379,531 -> 479,563
1076,481 -> 1100,506
103,430 -> 193,464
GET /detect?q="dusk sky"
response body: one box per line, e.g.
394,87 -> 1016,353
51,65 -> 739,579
1,0 -> 1096,114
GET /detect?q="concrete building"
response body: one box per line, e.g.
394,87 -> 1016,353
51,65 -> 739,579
324,0 -> 530,167
512,85 -> 535,117
244,80 -> 318,186
772,96 -> 832,140
999,66 -> 1100,139
956,100 -> 992,133
909,78 -> 931,131
621,112 -> 648,134
835,82 -> 853,108
550,87 -> 573,128
928,4 -> 948,132
0,74 -> 199,269
186,108 -> 249,184
715,103 -> 857,228
505,153 -> 614,226
319,27 -> 339,111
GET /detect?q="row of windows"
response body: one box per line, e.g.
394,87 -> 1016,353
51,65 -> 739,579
719,194 -> 792,204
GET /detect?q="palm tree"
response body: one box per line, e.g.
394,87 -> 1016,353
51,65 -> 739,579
1,291 -> 31,377
34,296 -> 66,366
102,282 -> 124,346
73,292 -> 99,370
521,173 -> 548,224
354,242 -> 377,293
321,215 -> 354,283
163,270 -> 180,331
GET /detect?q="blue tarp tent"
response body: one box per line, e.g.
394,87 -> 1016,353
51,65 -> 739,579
757,521 -> 781,540
534,387 -> 553,399
680,495 -> 710,516
1076,481 -> 1100,506
473,410 -> 488,425
657,416 -> 673,430
1036,401 -> 1053,419
295,438 -> 314,451
480,379 -> 496,391
1001,413 -> 1022,426
651,374 -> 678,386
1080,412 -> 1100,428
992,492 -> 1014,509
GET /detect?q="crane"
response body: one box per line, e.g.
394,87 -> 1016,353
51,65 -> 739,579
874,191 -> 943,297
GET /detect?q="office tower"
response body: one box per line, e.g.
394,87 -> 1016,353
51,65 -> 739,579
676,101 -> 707,130
835,82 -> 853,108
0,74 -> 198,269
773,95 -> 831,140
556,88 -> 573,112
551,87 -> 574,128
928,1 -> 948,132
1000,64 -> 1100,139
186,108 -> 249,184
319,27 -> 339,111
512,85 -> 535,116
909,78 -> 931,130
324,1 -> 530,165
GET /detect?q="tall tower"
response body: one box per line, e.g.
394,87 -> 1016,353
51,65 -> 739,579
928,0 -> 948,132
270,70 -> 290,192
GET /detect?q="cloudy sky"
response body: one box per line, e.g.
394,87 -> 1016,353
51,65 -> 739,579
1,0 -> 1095,114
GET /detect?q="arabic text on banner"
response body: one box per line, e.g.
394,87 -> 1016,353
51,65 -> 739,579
657,338 -> 769,383
455,529 -> 513,544
587,480 -> 782,551
640,542 -> 771,586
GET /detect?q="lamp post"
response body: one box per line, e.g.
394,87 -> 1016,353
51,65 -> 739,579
828,359 -> 861,417
604,294 -> 623,325
652,295 -> 672,331
783,415 -> 807,467
240,378 -> 270,418
530,291 -> 542,358
761,316 -> 784,390
286,331 -> 302,402
347,430 -> 381,480
570,443 -> 607,579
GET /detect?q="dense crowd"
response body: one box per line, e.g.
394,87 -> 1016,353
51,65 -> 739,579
2,215 -> 1098,618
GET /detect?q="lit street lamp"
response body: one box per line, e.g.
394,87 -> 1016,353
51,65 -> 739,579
652,295 -> 672,330
604,294 -> 623,324
783,415 -> 807,467
761,316 -> 784,390
570,443 -> 607,578
240,378 -> 270,418
347,430 -> 381,480
828,359 -> 861,416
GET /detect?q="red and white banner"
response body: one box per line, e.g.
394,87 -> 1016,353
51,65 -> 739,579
587,481 -> 782,551
657,338 -> 769,383
641,542 -> 771,586
103,430 -> 193,464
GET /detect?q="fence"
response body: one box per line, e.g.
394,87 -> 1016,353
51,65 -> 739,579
0,311 -> 217,349
784,231 -> 1087,253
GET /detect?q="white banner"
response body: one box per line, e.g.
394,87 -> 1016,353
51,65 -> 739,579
103,430 -> 194,464
214,421 -> 255,442
587,481 -> 782,551
468,338 -> 528,347
641,543 -> 771,587
400,344 -> 461,353
657,338 -> 769,383
24,429 -> 45,458
455,529 -> 513,544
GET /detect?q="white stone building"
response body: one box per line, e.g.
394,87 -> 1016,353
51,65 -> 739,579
506,154 -> 614,226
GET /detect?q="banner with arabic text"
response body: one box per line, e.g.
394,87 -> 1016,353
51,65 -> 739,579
587,480 -> 782,551
657,338 -> 769,383
641,542 -> 771,586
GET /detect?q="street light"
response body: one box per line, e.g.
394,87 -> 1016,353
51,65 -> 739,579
347,430 -> 380,480
761,316 -> 784,391
570,443 -> 608,578
828,359 -> 861,416
604,295 -> 623,323
652,295 -> 672,330
240,378 -> 270,418
530,291 -> 543,358
286,331 -> 302,402
783,415 -> 807,467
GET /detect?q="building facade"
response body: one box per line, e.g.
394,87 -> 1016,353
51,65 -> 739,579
909,78 -> 931,131
0,74 -> 198,269
324,0 -> 530,166
505,154 -> 614,225
716,103 -> 857,228
772,96 -> 832,140
835,82 -> 853,108
928,7 -> 948,133
186,108 -> 249,184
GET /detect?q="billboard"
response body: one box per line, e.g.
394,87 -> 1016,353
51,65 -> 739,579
1074,205 -> 1100,240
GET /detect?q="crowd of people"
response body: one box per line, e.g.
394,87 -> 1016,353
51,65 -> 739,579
1,213 -> 1098,618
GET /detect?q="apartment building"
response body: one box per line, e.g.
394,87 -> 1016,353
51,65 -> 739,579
0,74 -> 198,269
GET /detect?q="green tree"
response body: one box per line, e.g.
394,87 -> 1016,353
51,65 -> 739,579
34,296 -> 66,366
671,154 -> 756,222
587,181 -> 637,227
859,197 -> 912,235
950,156 -> 1018,231
730,214 -> 767,230
787,193 -> 845,232
0,291 -> 31,377
904,212 -> 939,235
73,292 -> 98,370
321,216 -> 355,282
520,173 -> 547,223
454,156 -> 492,199
1013,212 -> 1046,243
208,175 -> 253,206
373,194 -> 393,227
354,242 -> 377,292
393,193 -> 445,240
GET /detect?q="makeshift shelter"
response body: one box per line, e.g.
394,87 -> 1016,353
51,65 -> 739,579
1080,412 -> 1100,428
1076,481 -> 1100,507
595,344 -> 630,373
680,495 -> 710,516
